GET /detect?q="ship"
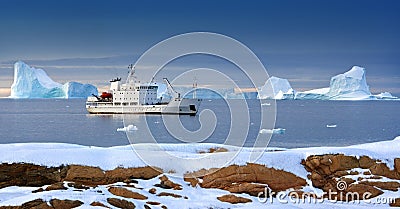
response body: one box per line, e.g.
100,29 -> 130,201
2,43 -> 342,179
86,64 -> 201,115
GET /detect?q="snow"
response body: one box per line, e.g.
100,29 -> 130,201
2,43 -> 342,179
258,76 -> 295,100
10,61 -> 98,98
0,136 -> 399,208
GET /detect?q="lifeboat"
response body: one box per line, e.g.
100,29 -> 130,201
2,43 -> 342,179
100,92 -> 112,99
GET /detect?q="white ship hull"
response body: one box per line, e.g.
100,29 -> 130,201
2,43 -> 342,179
86,98 -> 201,115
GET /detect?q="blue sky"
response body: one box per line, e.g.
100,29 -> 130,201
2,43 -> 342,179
0,0 -> 399,95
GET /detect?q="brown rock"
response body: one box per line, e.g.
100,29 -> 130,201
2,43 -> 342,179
90,202 -> 109,208
50,199 -> 83,209
310,172 -> 327,188
0,199 -> 52,209
148,188 -> 157,194
370,163 -> 400,180
359,156 -> 376,169
144,205 -> 151,209
157,192 -> 183,198
345,184 -> 383,200
0,163 -> 67,189
395,158 -> 400,174
105,166 -> 162,182
320,155 -> 333,166
161,206 -> 168,209
201,163 -> 306,194
23,199 -> 52,209
363,171 -> 371,175
334,171 -> 348,177
67,182 -> 90,190
209,147 -> 228,153
146,201 -> 161,205
226,182 -> 267,197
360,181 -> 400,191
183,176 -> 198,187
108,187 -> 148,200
32,188 -> 45,193
65,165 -> 105,185
155,175 -> 182,190
340,177 -> 355,186
217,194 -> 252,204
329,155 -> 359,172
46,182 -> 67,191
390,198 -> 400,207
107,198 -> 135,209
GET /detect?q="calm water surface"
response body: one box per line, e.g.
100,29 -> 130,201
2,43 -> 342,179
0,99 -> 398,148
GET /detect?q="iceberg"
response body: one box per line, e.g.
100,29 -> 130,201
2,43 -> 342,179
10,61 -> 98,98
374,92 -> 399,100
258,76 -> 295,100
259,128 -> 286,135
295,66 -> 378,100
116,125 -> 138,132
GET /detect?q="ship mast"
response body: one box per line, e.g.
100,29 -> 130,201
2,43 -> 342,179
193,76 -> 197,99
127,64 -> 137,83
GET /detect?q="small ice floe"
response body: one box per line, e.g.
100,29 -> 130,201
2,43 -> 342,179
261,103 -> 271,106
154,121 -> 160,124
259,128 -> 285,135
117,125 -> 138,132
326,124 -> 337,128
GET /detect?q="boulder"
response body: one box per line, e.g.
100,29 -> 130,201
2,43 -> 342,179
155,175 -> 182,190
217,194 -> 252,204
329,155 -> 359,172
105,166 -> 162,182
45,182 -> 67,191
360,181 -> 400,191
0,163 -> 66,188
90,202 -> 109,208
201,163 -> 306,195
395,158 -> 400,174
50,199 -> 84,209
107,198 -> 135,209
148,188 -> 157,194
345,184 -> 383,200
359,156 -> 376,169
390,198 -> 400,207
157,192 -> 183,198
108,187 -> 147,200
65,165 -> 105,185
370,163 -> 400,180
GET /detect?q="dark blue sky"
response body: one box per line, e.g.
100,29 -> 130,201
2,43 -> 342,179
0,0 -> 399,94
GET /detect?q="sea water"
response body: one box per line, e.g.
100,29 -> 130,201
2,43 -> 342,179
0,99 -> 398,148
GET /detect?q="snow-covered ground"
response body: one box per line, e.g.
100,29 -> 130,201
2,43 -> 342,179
0,137 -> 399,208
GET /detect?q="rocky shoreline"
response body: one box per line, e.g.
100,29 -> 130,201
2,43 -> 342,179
1,153 -> 399,208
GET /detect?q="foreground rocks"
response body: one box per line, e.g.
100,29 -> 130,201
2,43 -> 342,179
186,163 -> 307,197
0,156 -> 399,208
0,163 -> 162,189
303,155 -> 400,201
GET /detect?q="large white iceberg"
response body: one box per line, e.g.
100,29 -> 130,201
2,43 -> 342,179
295,66 -> 377,100
10,61 -> 98,98
258,76 -> 295,99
